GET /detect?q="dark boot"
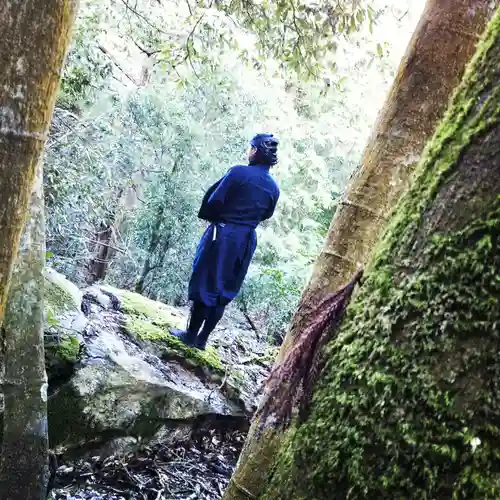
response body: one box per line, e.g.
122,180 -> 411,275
171,301 -> 207,347
193,304 -> 225,350
193,329 -> 210,350
170,328 -> 197,347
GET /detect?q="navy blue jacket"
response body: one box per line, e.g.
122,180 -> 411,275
189,164 -> 280,307
198,164 -> 280,228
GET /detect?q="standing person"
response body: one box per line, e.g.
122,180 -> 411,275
174,134 -> 280,350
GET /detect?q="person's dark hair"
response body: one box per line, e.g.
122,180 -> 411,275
249,133 -> 279,166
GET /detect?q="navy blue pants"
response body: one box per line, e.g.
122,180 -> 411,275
188,222 -> 257,307
187,301 -> 225,339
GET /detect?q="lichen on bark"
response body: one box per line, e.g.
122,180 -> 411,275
261,8 -> 500,499
0,161 -> 50,498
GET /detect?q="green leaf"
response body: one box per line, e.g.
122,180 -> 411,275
46,308 -> 60,328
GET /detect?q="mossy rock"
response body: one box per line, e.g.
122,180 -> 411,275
43,280 -> 246,455
125,315 -> 223,373
45,334 -> 81,387
43,269 -> 85,385
44,268 -> 82,321
47,367 -> 192,454
101,285 -> 184,330
47,334 -> 80,364
101,286 -> 224,373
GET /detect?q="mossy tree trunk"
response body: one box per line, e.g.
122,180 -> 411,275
0,162 -> 50,499
0,0 -> 78,326
279,0 -> 495,364
0,1 -> 78,498
262,8 -> 500,498
223,2 -> 494,498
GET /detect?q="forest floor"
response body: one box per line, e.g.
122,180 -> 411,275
50,302 -> 270,500
51,427 -> 244,499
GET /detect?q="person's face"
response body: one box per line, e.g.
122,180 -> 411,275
247,145 -> 257,162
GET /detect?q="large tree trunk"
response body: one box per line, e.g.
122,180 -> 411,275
0,0 -> 78,325
262,7 -> 500,498
280,0 -> 495,363
0,162 -> 50,499
224,2 -> 495,498
223,1 -> 495,498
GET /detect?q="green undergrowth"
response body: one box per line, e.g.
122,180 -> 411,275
263,10 -> 500,500
108,286 -> 224,372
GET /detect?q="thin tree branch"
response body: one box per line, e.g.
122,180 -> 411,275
98,45 -> 140,85
130,37 -> 161,57
119,0 -> 176,37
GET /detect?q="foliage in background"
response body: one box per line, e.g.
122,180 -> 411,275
69,0 -> 385,84
45,0 -> 424,342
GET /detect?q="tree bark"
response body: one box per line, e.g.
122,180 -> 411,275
87,170 -> 145,284
0,161 -> 50,499
223,1 -> 495,498
262,7 -> 500,498
86,219 -> 117,283
0,0 -> 78,325
280,0 -> 495,363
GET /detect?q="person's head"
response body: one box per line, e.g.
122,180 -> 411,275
247,133 -> 279,166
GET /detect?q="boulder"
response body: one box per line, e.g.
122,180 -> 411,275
44,268 -> 87,385
47,282 -> 269,456
44,267 -> 87,334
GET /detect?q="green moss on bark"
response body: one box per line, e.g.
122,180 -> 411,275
262,10 -> 500,500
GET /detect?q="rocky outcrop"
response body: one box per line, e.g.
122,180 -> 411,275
44,268 -> 88,386
43,270 -> 271,456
